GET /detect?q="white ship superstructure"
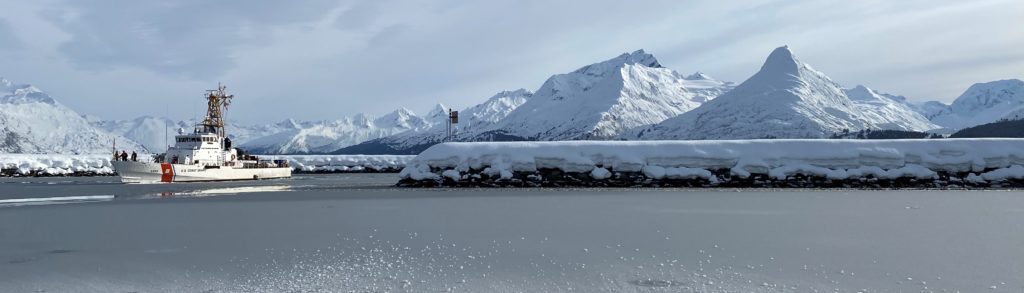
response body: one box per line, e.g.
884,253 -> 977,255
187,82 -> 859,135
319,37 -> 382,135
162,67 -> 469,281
112,85 -> 291,183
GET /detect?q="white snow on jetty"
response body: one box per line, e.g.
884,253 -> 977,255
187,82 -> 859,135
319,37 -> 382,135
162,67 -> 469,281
0,154 -> 115,176
400,139 -> 1024,184
272,155 -> 415,173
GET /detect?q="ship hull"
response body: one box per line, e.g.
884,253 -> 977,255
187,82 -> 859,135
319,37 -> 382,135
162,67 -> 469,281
112,161 -> 291,184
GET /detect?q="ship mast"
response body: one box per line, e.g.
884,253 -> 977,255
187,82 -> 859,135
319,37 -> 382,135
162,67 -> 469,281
201,83 -> 233,137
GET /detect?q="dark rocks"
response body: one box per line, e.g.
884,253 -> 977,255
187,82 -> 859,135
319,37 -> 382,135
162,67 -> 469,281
0,168 -> 113,177
398,168 -> 1024,189
292,167 -> 403,174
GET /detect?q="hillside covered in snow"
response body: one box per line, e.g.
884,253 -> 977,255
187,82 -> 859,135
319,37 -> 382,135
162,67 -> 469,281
338,50 -> 735,154
335,90 -> 534,154
635,46 -> 938,140
92,108 -> 432,155
926,79 -> 1024,130
239,108 -> 430,154
488,50 -> 735,141
0,77 -> 143,154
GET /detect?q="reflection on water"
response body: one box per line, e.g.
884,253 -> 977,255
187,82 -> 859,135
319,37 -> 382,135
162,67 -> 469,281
152,185 -> 292,198
0,173 -> 399,202
0,194 -> 114,207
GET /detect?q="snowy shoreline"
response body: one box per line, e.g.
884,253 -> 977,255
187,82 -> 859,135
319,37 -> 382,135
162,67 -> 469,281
0,154 -> 415,177
399,139 -> 1024,188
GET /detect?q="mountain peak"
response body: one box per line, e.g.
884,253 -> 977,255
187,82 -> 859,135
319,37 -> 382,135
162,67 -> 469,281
684,72 -> 714,80
947,79 -> 1024,115
845,85 -> 882,102
388,107 -> 416,117
571,49 -> 662,76
759,45 -> 800,74
488,89 -> 532,101
0,77 -> 56,105
620,49 -> 661,68
375,107 -> 427,130
848,84 -> 873,94
426,103 -> 450,121
962,79 -> 1024,93
276,118 -> 302,129
431,103 -> 448,113
851,84 -> 871,91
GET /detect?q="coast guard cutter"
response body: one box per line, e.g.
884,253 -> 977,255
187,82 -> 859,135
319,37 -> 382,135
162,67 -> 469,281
112,85 -> 291,183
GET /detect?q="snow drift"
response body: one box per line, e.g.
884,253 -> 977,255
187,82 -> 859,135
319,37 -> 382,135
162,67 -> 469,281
0,154 -> 116,176
399,139 -> 1024,187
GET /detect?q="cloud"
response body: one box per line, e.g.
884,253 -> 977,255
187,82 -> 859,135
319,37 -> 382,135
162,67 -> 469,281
0,19 -> 24,50
1,0 -> 1021,122
47,0 -> 342,79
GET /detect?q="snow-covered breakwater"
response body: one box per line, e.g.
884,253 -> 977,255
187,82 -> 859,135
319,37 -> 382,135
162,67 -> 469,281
0,154 -> 115,176
0,154 -> 415,177
274,155 -> 415,173
398,139 -> 1024,188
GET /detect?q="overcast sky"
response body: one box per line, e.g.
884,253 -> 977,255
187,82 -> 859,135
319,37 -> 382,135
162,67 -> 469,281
1,0 -> 1021,123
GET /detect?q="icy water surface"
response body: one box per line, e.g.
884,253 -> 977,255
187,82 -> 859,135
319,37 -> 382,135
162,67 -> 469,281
0,174 -> 1022,292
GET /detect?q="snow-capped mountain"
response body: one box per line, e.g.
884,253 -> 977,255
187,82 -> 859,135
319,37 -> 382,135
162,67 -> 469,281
486,50 -> 734,140
90,116 -> 179,152
636,46 -> 935,140
461,90 -> 533,129
335,89 -> 533,154
844,85 -> 938,131
0,77 -> 145,154
239,108 -> 430,154
927,79 -> 1024,129
91,116 -> 296,153
93,108 -> 430,155
337,50 -> 735,154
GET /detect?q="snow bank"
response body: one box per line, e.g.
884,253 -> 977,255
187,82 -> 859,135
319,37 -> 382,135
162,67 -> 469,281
399,139 -> 1024,187
0,154 -> 115,176
271,155 -> 415,173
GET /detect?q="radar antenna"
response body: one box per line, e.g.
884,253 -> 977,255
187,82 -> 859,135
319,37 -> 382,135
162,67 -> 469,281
201,83 -> 233,137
